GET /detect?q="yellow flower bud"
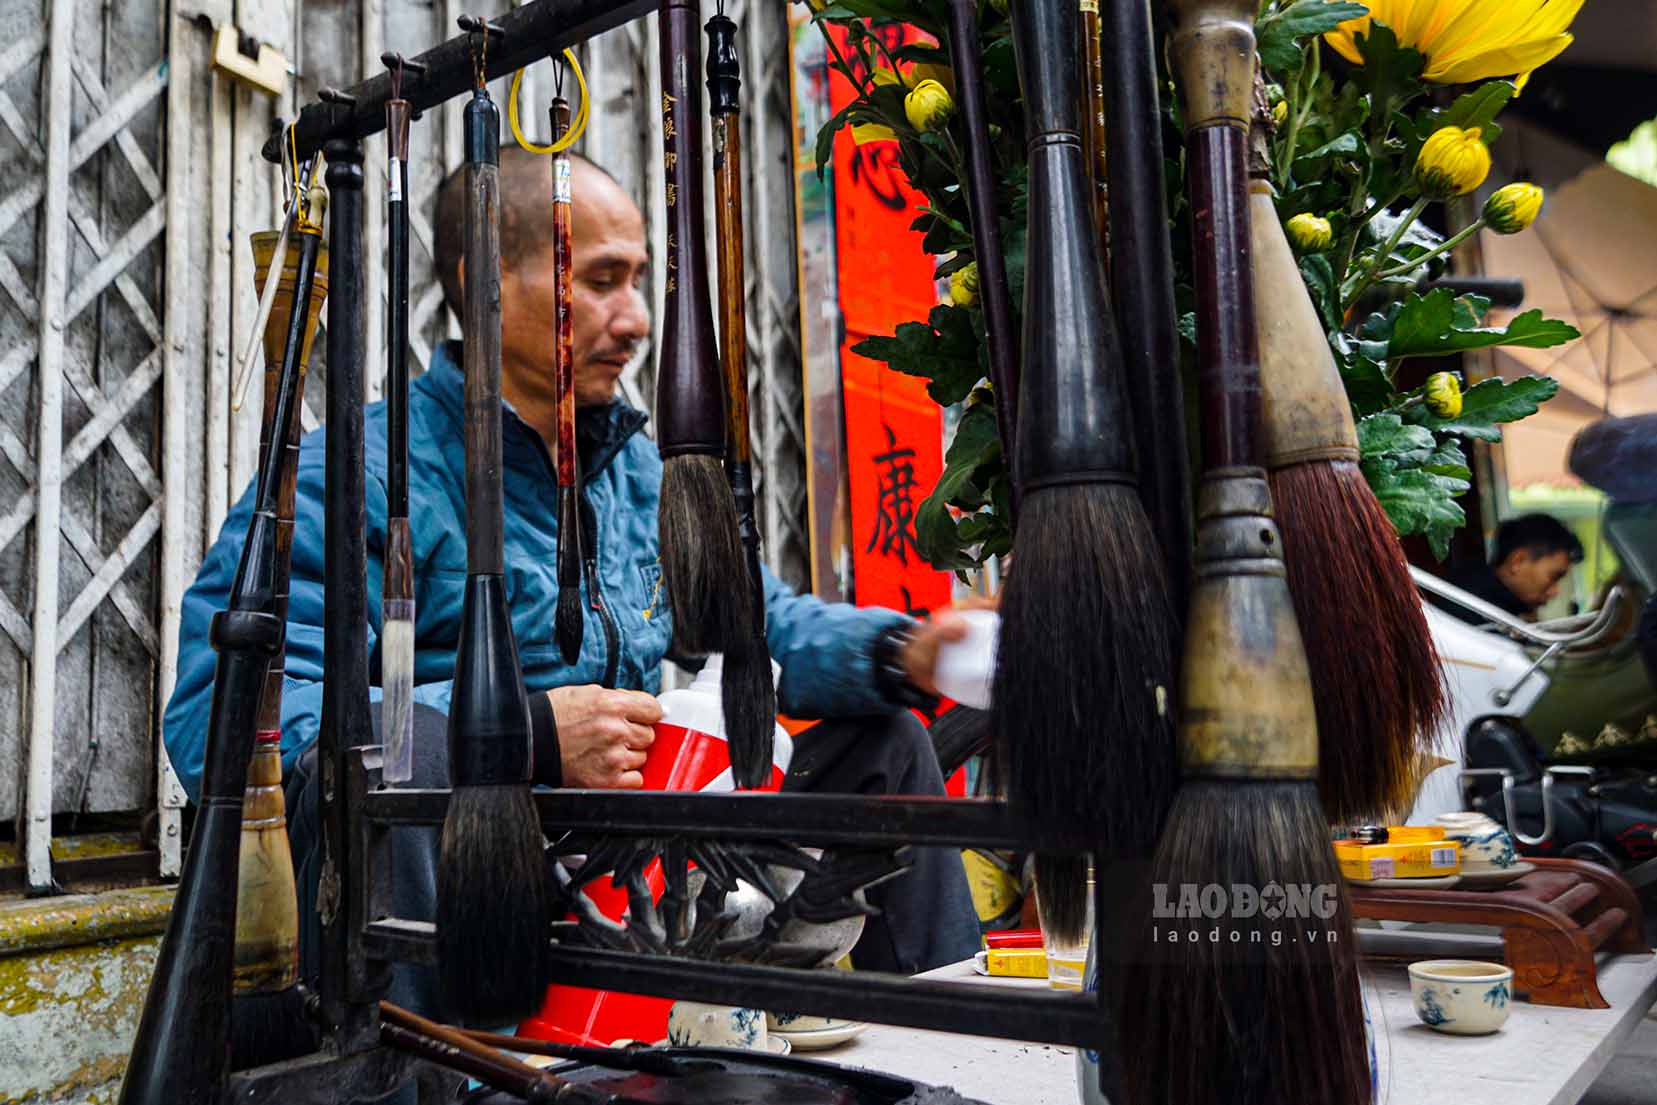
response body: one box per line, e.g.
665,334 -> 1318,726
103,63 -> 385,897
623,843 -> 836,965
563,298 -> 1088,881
905,79 -> 955,133
950,262 -> 980,308
1272,99 -> 1289,126
1424,372 -> 1462,418
1415,126 -> 1492,200
1483,182 -> 1544,235
1285,212 -> 1334,252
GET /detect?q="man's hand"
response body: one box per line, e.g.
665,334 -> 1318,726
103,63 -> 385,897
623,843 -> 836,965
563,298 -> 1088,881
898,598 -> 996,696
549,685 -> 663,789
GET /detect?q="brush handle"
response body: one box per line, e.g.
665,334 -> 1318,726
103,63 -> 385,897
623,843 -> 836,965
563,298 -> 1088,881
1102,0 -> 1192,594
656,0 -> 726,459
551,97 -> 584,598
946,0 -> 1021,507
707,16 -> 754,488
462,88 -> 505,575
1011,0 -> 1135,490
387,98 -> 412,518
1080,1 -> 1109,246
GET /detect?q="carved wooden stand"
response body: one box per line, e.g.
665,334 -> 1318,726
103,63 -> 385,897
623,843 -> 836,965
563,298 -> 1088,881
1349,858 -> 1652,1009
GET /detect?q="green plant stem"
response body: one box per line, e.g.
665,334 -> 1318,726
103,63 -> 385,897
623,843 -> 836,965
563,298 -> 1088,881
1344,195 -> 1428,310
1373,217 -> 1486,280
816,20 -> 873,99
1275,43 -> 1319,189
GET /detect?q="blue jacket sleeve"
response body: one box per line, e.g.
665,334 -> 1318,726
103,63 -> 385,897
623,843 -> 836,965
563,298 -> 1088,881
162,427 -> 386,802
761,564 -> 912,720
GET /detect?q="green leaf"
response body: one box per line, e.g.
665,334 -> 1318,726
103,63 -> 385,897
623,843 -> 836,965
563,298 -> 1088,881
1357,413 -> 1437,464
1298,254 -> 1341,331
1387,290 -> 1580,357
1363,463 -> 1470,559
1352,23 -> 1426,127
1296,131 -> 1363,163
1423,438 -> 1471,480
809,3 -> 860,20
1412,375 -> 1561,441
814,101 -> 857,179
914,403 -> 1003,570
1257,1 -> 1368,71
1422,80 -> 1514,145
1177,311 -> 1197,348
1332,332 -> 1395,415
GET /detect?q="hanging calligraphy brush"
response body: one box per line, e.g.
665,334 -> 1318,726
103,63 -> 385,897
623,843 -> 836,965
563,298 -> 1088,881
995,0 -> 1181,945
435,18 -> 552,1026
706,9 -> 776,787
118,172 -> 322,1105
551,80 -> 585,668
381,54 -> 425,785
228,183 -> 328,1072
1101,0 -> 1192,614
1248,82 -> 1444,822
655,0 -> 765,788
1119,3 -> 1369,1101
945,0 -> 1020,498
1079,0 -> 1109,244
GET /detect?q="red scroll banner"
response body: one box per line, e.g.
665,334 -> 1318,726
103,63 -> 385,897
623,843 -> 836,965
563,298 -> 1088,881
826,22 -> 954,621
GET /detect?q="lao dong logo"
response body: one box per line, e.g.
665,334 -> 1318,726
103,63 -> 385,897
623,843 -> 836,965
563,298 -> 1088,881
1152,882 -> 1339,922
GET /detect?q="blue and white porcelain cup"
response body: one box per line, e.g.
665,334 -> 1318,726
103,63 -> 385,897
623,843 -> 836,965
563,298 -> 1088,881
667,1001 -> 768,1049
1409,960 -> 1514,1035
1444,824 -> 1517,869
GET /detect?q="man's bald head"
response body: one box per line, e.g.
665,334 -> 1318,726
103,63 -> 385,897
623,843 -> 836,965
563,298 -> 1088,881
432,146 -> 630,319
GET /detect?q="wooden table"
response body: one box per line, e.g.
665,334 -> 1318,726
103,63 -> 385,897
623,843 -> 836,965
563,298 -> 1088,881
827,946 -> 1657,1105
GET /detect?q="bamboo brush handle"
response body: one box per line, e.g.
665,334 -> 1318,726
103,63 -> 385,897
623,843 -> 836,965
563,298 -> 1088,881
946,0 -> 1021,498
1168,0 -> 1260,472
707,13 -> 752,472
552,97 -> 578,489
462,88 -> 505,576
386,99 -> 412,520
1080,0 -> 1109,247
656,0 -> 726,458
1011,0 -> 1134,490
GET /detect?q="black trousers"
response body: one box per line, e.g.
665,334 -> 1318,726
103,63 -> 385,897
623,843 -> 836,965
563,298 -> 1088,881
285,703 -> 981,1030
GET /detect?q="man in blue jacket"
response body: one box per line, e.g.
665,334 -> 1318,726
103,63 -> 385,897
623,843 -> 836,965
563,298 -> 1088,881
163,149 -> 981,1021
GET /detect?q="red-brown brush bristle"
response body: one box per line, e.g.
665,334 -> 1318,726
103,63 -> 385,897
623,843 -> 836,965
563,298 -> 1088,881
1271,461 -> 1447,820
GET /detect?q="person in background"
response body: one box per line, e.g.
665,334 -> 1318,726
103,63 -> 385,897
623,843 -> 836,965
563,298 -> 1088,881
1445,513 -> 1584,624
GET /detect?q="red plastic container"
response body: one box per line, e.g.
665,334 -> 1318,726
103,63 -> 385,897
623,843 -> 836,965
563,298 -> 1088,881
517,658 -> 790,1046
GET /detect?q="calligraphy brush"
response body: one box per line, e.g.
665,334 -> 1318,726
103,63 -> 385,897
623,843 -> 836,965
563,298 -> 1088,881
381,56 -> 421,785
706,10 -> 775,789
551,86 -> 586,668
117,177 -> 321,1105
995,0 -> 1180,945
435,28 -> 552,1026
1119,3 -> 1369,1101
1248,81 -> 1444,822
945,0 -> 1020,505
1080,0 -> 1109,245
228,187 -> 327,1072
655,0 -> 763,788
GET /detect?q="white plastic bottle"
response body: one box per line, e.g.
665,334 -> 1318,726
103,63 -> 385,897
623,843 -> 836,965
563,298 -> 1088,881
654,654 -> 793,791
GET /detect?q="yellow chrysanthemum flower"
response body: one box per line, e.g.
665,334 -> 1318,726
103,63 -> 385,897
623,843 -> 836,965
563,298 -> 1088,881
1286,213 -> 1335,252
1324,0 -> 1584,92
1415,126 -> 1491,199
1482,181 -> 1544,233
905,79 -> 956,133
1424,372 -> 1463,418
950,262 -> 981,308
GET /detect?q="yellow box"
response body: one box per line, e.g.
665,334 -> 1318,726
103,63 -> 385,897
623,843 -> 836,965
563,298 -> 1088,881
986,947 -> 1050,979
1335,838 -> 1460,880
1384,826 -> 1447,843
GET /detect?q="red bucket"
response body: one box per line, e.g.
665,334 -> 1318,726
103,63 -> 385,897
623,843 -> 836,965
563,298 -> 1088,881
518,706 -> 787,1046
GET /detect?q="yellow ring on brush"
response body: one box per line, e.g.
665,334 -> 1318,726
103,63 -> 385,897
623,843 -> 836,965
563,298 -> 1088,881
508,51 -> 589,154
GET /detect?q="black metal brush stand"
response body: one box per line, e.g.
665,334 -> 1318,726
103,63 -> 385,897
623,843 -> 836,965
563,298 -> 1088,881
209,3 -> 1120,1102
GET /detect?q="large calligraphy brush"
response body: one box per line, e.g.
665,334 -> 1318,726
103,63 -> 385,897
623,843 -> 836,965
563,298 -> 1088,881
655,0 -> 765,788
551,86 -> 585,668
435,19 -> 552,1026
1119,3 -> 1370,1101
1248,80 -> 1444,822
707,10 -> 775,787
381,54 -> 423,785
995,0 -> 1181,944
228,189 -> 328,1072
118,179 -> 322,1105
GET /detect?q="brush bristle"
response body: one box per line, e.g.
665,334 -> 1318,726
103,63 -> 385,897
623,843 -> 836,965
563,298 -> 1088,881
436,784 -> 551,1026
1034,855 -> 1091,946
229,986 -> 316,1071
989,483 -> 1180,854
1272,461 -> 1447,820
555,584 -> 584,668
659,455 -> 748,657
1120,780 -> 1372,1105
722,547 -> 776,789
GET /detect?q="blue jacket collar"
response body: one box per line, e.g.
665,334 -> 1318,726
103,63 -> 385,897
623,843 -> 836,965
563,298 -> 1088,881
426,340 -> 649,478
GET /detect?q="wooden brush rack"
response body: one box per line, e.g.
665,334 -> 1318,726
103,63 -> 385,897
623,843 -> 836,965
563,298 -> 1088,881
1349,858 -> 1651,1009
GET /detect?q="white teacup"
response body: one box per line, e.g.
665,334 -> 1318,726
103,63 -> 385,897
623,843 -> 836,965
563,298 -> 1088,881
667,1001 -> 767,1049
1444,824 -> 1517,869
1435,812 -> 1497,830
1409,960 -> 1514,1035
